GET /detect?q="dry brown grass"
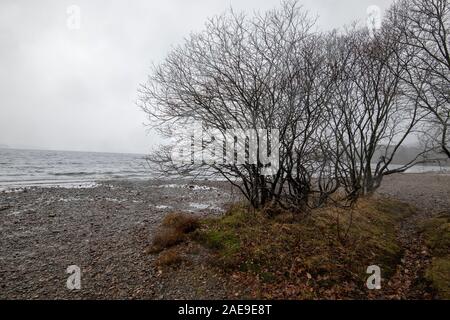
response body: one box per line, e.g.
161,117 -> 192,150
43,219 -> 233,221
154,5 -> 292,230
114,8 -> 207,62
150,212 -> 200,252
151,227 -> 185,252
162,213 -> 200,233
155,248 -> 184,266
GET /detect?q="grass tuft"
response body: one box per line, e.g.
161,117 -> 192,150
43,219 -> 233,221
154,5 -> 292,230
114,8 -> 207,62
150,212 -> 200,252
162,212 -> 200,234
155,249 -> 184,267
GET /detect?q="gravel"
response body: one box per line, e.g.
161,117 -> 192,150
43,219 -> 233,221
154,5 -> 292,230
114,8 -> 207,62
0,179 -> 236,299
1,173 -> 448,299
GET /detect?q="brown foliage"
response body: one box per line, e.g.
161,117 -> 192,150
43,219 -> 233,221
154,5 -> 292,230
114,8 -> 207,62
162,213 -> 200,234
150,213 -> 200,252
193,198 -> 414,299
155,249 -> 184,266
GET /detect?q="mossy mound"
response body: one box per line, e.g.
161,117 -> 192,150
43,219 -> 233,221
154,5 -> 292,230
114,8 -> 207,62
419,213 -> 450,299
192,198 -> 413,298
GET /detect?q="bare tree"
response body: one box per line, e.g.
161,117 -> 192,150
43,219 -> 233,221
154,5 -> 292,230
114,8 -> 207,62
139,1 -> 324,209
139,0 -> 436,210
323,25 -> 425,201
388,0 -> 450,158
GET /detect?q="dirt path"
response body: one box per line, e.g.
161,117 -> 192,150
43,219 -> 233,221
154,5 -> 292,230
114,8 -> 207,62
378,210 -> 434,299
374,173 -> 450,299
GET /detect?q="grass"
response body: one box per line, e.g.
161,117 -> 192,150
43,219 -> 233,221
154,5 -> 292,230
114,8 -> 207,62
155,248 -> 185,267
149,198 -> 449,299
419,212 -> 450,299
162,212 -> 200,233
149,213 -> 200,253
425,257 -> 450,299
419,213 -> 450,256
191,198 -> 414,299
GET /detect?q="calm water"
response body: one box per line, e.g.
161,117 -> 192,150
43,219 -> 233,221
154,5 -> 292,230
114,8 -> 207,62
0,148 -> 152,189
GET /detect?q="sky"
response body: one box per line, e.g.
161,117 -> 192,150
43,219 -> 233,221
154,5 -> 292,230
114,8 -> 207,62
0,0 -> 394,154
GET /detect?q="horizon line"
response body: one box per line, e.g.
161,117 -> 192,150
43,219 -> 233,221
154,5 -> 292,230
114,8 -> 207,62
0,145 -> 148,156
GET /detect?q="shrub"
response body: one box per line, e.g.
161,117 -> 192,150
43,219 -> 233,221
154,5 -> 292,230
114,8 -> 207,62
151,227 -> 184,252
155,249 -> 184,267
162,213 -> 200,234
150,213 -> 200,252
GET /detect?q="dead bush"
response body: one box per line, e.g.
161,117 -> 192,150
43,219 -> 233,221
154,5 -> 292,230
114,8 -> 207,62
162,212 -> 200,233
150,213 -> 200,252
151,227 -> 184,252
155,249 -> 184,267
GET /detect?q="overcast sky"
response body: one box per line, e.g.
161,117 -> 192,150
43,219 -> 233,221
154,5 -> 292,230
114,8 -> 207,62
0,0 -> 394,154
